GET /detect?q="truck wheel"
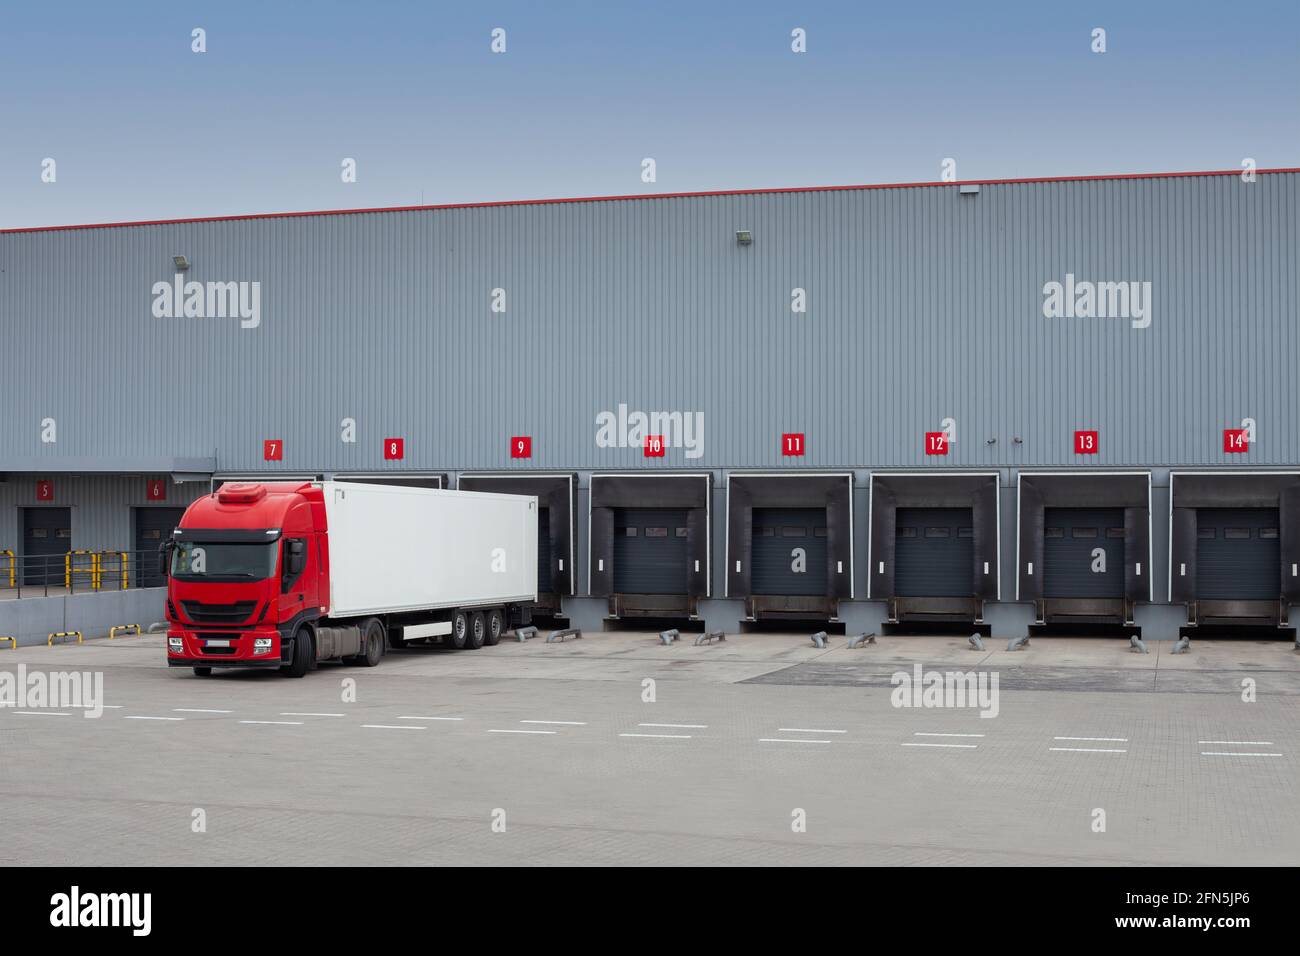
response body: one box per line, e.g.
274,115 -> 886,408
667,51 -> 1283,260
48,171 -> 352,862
485,609 -> 504,646
465,611 -> 486,650
359,619 -> 384,667
193,667 -> 212,677
281,628 -> 313,678
449,611 -> 469,649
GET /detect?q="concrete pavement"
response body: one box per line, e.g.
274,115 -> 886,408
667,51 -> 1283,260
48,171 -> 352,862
0,631 -> 1297,865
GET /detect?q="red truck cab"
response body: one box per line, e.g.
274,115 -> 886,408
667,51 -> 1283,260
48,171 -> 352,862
165,482 -> 330,677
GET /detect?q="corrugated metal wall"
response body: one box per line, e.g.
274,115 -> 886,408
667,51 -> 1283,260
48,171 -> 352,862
0,476 -> 206,553
1,171 -> 1296,474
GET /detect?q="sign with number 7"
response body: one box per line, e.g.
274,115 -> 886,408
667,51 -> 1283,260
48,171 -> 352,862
511,436 -> 532,459
263,439 -> 283,461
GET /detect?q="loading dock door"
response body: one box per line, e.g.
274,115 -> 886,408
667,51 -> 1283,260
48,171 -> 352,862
751,508 -> 827,596
134,507 -> 185,588
1043,508 -> 1124,599
613,508 -> 689,594
895,508 -> 974,597
537,507 -> 554,594
1196,508 -> 1281,600
22,507 -> 72,586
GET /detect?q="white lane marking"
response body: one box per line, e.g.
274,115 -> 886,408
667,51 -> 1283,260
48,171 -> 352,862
363,724 -> 425,730
239,720 -> 304,726
778,728 -> 846,734
1198,740 -> 1274,746
1054,736 -> 1128,742
13,711 -> 72,716
398,716 -> 464,721
174,708 -> 232,714
1050,747 -> 1127,753
903,742 -> 978,749
124,716 -> 184,721
761,737 -> 832,744
1200,751 -> 1282,757
101,705 -> 124,709
521,720 -> 587,726
489,729 -> 556,735
638,723 -> 706,729
914,732 -> 986,738
281,712 -> 345,717
620,732 -> 691,739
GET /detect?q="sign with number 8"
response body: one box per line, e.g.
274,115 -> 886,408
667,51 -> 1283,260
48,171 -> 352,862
383,438 -> 405,460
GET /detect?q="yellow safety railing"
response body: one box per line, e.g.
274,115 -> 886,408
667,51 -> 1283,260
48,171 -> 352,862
0,637 -> 15,650
65,550 -> 100,590
97,551 -> 129,591
0,550 -> 13,588
47,631 -> 83,647
109,624 -> 141,640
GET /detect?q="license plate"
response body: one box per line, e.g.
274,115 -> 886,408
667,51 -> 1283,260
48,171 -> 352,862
205,639 -> 231,648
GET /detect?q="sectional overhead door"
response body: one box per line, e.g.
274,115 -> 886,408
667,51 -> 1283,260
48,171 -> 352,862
536,507 -> 554,593
1195,508 -> 1280,601
895,508 -> 974,597
613,508 -> 690,594
22,507 -> 72,586
751,508 -> 828,596
134,507 -> 185,588
1043,508 -> 1124,599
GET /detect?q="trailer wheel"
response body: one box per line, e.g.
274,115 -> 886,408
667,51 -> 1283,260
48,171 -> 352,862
281,628 -> 313,678
359,618 -> 384,667
449,611 -> 469,649
465,611 -> 486,650
485,609 -> 504,646
193,667 -> 212,677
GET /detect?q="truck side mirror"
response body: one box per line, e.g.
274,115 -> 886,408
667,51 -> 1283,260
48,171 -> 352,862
287,540 -> 306,577
158,543 -> 171,577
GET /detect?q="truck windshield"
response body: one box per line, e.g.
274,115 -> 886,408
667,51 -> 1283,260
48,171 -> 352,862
171,542 -> 279,581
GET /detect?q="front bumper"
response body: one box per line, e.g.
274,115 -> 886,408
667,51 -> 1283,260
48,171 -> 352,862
166,627 -> 288,666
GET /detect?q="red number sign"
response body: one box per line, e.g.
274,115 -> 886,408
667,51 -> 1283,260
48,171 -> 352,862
383,437 -> 405,460
511,436 -> 532,459
782,433 -> 805,457
925,431 -> 948,455
643,434 -> 666,458
263,439 -> 283,461
1224,428 -> 1248,453
1074,430 -> 1099,455
35,479 -> 54,502
146,478 -> 167,501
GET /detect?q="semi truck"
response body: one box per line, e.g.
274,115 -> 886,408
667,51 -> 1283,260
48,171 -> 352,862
164,480 -> 538,677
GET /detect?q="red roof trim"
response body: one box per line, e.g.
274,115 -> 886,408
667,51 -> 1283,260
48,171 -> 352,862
3,167 -> 1296,235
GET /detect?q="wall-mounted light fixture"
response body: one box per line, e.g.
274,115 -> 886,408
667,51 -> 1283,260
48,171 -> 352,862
173,255 -> 190,271
735,230 -> 753,246
959,184 -> 981,196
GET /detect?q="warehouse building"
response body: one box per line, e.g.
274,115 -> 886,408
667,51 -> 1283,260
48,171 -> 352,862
2,167 -> 1297,640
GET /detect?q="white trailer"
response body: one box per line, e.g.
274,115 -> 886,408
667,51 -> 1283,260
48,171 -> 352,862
321,480 -> 538,650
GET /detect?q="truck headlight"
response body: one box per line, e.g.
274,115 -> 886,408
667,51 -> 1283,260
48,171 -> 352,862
168,637 -> 183,651
253,638 -> 273,655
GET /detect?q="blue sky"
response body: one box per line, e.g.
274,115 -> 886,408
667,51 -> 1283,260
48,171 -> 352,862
1,0 -> 1296,228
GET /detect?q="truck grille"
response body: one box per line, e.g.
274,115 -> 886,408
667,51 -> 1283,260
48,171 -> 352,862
182,600 -> 257,624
